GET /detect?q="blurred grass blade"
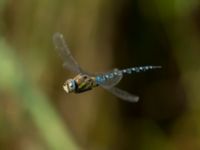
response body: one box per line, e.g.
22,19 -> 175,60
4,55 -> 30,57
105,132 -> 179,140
0,38 -> 79,150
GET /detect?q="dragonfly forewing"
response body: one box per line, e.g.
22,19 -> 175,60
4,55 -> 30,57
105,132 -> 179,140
53,32 -> 82,74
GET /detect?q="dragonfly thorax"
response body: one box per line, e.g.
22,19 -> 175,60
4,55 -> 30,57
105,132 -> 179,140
63,79 -> 76,93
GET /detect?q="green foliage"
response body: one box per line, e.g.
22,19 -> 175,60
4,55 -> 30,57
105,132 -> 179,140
0,39 -> 79,150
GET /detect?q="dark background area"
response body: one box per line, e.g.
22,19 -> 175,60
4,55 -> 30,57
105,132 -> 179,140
0,0 -> 200,150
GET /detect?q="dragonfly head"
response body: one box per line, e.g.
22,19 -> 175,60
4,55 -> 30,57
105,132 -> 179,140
63,79 -> 76,93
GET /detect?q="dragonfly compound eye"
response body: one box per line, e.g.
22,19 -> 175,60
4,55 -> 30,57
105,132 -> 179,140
69,82 -> 73,87
68,80 -> 76,91
63,79 -> 76,93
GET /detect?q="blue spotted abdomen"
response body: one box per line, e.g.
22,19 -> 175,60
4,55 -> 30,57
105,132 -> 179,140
121,65 -> 162,75
95,65 -> 161,86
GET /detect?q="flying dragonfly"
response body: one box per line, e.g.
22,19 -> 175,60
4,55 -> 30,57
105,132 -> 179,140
53,32 -> 161,102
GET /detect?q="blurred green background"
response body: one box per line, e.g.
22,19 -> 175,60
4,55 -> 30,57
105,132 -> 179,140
0,0 -> 200,150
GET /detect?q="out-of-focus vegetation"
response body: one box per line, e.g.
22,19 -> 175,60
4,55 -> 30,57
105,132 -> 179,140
0,0 -> 200,150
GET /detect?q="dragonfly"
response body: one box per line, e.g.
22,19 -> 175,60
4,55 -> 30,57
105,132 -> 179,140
53,32 -> 161,102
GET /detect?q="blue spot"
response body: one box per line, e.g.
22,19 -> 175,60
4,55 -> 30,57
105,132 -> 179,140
96,76 -> 102,84
135,67 -> 140,72
139,67 -> 143,71
114,72 -> 118,75
132,68 -> 135,71
102,76 -> 106,81
109,73 -> 114,78
127,69 -> 132,74
123,70 -> 126,73
105,75 -> 109,78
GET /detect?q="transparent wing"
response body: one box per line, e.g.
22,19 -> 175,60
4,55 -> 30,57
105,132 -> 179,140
53,32 -> 82,74
97,69 -> 123,88
103,86 -> 139,102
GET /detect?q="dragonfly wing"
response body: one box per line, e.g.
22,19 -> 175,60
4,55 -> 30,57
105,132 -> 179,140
53,32 -> 82,74
97,69 -> 123,88
102,86 -> 139,102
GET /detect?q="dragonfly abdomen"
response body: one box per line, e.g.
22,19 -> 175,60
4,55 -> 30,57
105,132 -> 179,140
121,65 -> 161,75
95,65 -> 161,85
